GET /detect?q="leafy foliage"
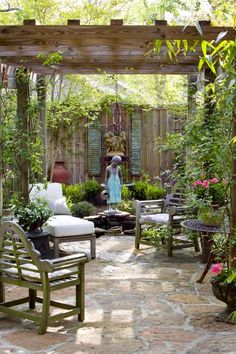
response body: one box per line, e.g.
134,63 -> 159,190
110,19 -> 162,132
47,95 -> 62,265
15,199 -> 53,231
71,201 -> 96,218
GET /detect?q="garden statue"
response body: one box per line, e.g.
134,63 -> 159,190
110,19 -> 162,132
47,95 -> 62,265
104,131 -> 126,156
104,155 -> 122,213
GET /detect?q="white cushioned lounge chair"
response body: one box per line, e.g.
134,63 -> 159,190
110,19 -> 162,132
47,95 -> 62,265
30,183 -> 96,258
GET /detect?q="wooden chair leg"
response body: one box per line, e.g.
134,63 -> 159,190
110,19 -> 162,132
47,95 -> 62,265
135,225 -> 141,249
52,238 -> 60,258
167,234 -> 173,257
0,281 -> 5,303
90,234 -> 96,259
29,289 -> 37,309
38,282 -> 50,335
77,264 -> 85,321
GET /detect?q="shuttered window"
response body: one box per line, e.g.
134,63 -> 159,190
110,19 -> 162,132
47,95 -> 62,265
131,111 -> 141,175
88,125 -> 101,176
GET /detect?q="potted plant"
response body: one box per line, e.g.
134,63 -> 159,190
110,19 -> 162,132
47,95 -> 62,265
15,199 -> 53,232
208,234 -> 236,324
198,206 -> 225,227
192,178 -> 229,207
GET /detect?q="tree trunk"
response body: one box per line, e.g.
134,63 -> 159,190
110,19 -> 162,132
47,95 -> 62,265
16,68 -> 30,203
37,74 -> 48,181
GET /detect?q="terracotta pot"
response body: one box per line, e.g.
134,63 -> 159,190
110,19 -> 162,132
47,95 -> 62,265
211,279 -> 236,324
52,161 -> 70,185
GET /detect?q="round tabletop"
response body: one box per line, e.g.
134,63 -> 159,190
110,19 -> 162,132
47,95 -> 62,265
181,219 -> 229,234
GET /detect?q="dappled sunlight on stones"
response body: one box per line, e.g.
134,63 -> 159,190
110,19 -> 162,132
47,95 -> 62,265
182,303 -> 225,315
185,335 -> 236,354
3,330 -> 69,351
1,234 -> 236,353
189,313 -> 236,332
168,293 -> 209,304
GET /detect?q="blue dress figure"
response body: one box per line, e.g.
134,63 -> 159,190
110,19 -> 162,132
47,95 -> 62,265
105,155 -> 122,213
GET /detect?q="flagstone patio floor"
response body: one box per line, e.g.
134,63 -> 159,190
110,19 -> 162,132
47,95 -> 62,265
1,234 -> 236,354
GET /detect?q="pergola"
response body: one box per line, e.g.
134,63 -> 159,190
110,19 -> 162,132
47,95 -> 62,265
0,19 -> 235,75
0,19 -> 236,231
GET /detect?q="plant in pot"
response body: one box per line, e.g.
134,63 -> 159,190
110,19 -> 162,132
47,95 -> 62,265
191,178 -> 229,226
208,234 -> 236,324
15,199 -> 53,233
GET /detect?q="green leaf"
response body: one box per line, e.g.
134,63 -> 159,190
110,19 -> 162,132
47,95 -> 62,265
195,21 -> 203,36
154,39 -> 162,54
189,40 -> 199,52
229,79 -> 236,89
166,40 -> 175,56
182,40 -> 188,54
215,31 -> 228,44
198,57 -> 205,71
201,40 -> 207,57
167,50 -> 173,60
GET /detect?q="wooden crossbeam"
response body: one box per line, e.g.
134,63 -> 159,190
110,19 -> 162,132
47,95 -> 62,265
0,22 -> 234,74
0,25 -> 234,40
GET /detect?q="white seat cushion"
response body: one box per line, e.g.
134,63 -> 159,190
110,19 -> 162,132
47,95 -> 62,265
140,213 -> 183,224
43,215 -> 95,237
139,213 -> 169,224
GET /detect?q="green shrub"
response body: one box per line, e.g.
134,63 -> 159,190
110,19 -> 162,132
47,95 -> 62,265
121,185 -> 134,200
118,200 -> 136,214
62,184 -> 85,204
71,201 -> 96,218
82,180 -> 102,202
133,180 -> 166,200
133,180 -> 149,200
146,183 -> 165,200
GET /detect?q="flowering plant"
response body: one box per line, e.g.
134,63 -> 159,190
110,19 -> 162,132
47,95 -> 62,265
209,233 -> 236,284
210,263 -> 236,284
192,178 -> 228,206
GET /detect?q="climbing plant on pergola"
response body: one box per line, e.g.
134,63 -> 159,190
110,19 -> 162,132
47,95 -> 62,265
0,19 -> 235,232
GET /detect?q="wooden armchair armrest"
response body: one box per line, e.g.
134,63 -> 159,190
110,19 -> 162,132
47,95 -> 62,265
50,253 -> 89,270
169,205 -> 188,216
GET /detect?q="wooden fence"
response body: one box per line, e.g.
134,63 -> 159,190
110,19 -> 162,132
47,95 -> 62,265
47,106 -> 183,184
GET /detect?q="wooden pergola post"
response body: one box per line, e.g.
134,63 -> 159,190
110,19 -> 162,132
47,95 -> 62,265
0,78 -> 3,220
16,68 -> 30,203
231,105 -> 236,264
37,74 -> 48,181
187,74 -> 198,117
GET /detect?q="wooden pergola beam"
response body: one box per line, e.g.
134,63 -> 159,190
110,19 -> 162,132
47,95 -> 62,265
0,24 -> 234,41
0,21 -> 234,74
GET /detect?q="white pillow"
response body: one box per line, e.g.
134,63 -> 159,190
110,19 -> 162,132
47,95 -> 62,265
47,197 -> 71,215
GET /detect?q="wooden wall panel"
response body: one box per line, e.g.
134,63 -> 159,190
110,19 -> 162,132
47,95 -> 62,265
47,107 -> 177,184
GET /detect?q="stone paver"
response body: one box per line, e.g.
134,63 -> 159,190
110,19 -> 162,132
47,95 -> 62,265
0,235 -> 236,354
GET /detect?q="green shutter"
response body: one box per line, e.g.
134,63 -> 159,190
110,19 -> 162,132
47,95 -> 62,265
131,111 -> 141,175
88,125 -> 101,176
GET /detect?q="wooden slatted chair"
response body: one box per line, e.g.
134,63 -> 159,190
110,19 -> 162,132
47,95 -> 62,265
0,221 -> 89,334
135,189 -> 199,256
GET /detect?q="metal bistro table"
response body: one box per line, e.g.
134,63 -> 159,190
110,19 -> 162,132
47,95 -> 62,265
181,219 -> 229,283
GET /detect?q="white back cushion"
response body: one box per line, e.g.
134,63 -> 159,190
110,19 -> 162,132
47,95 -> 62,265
30,183 -> 63,203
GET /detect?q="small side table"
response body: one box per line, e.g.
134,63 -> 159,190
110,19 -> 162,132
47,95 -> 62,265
26,230 -> 53,259
181,219 -> 229,283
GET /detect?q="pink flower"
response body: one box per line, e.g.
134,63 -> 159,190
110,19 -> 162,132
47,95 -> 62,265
193,180 -> 203,187
210,263 -> 223,275
210,178 -> 219,184
223,179 -> 228,185
202,180 -> 209,188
